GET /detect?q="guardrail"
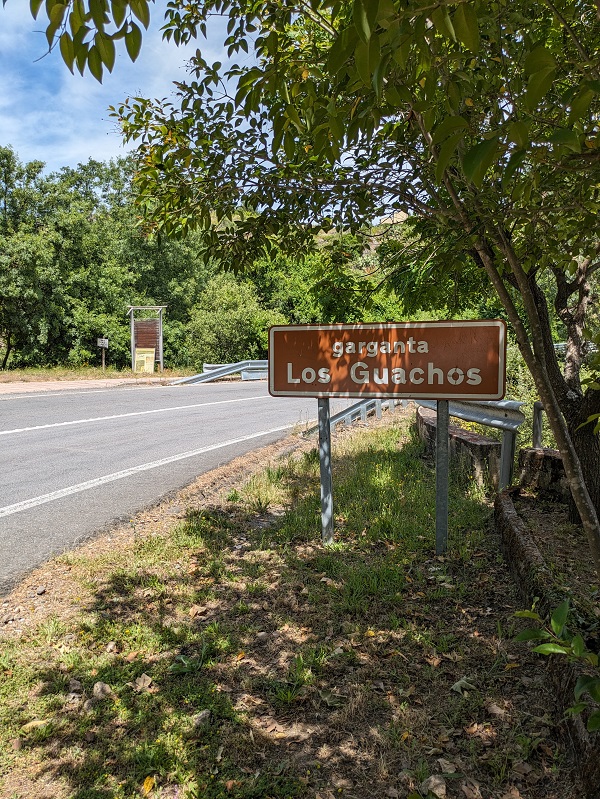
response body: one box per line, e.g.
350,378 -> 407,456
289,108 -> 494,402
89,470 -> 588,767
414,399 -> 525,489
305,398 -> 408,435
173,360 -> 268,384
308,396 -> 525,490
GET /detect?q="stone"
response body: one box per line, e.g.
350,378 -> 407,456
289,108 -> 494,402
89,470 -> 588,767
92,681 -> 113,700
193,709 -> 212,727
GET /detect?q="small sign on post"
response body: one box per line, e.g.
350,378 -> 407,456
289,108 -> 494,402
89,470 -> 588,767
97,337 -> 109,371
269,322 -> 506,549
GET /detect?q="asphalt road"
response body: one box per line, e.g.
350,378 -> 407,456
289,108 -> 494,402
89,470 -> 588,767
0,381 -> 346,593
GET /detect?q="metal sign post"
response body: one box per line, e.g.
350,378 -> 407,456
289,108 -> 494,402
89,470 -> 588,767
97,337 -> 109,371
318,398 -> 334,544
435,399 -> 450,555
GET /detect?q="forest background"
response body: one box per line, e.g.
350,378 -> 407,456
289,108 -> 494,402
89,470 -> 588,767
0,144 -> 507,374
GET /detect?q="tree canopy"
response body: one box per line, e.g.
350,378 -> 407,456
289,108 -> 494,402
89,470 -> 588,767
12,0 -> 600,576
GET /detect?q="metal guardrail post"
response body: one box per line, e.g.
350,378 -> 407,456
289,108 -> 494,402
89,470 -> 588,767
499,430 -> 517,490
436,400 -> 450,555
533,401 -> 544,448
318,398 -> 334,545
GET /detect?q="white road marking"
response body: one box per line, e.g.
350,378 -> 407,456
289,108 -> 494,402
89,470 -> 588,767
0,395 -> 268,437
0,424 -> 294,518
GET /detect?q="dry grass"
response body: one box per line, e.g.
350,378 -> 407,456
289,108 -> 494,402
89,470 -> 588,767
0,367 -> 193,383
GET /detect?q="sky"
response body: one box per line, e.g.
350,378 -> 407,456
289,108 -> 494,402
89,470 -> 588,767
0,4 -> 227,173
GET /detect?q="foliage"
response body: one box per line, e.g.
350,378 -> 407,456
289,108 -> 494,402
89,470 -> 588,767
515,601 -> 600,732
185,272 -> 285,367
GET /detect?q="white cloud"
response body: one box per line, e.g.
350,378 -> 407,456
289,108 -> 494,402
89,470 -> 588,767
0,8 -> 231,172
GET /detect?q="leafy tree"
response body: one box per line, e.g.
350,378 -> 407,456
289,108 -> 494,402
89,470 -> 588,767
0,146 -> 71,367
17,1 -> 600,576
186,272 -> 285,367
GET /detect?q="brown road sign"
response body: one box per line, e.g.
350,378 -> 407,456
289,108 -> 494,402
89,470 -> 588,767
269,321 -> 506,400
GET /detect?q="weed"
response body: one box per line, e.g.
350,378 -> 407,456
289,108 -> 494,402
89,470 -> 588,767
35,615 -> 66,645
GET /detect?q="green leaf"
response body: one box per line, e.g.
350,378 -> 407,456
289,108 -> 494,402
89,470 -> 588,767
95,32 -> 116,72
69,0 -> 85,33
568,88 -> 594,124
524,45 -> 557,75
353,0 -> 371,44
125,22 -> 142,62
431,6 -> 455,41
526,67 -> 557,110
532,643 -> 569,655
503,149 -> 527,185
328,27 -> 358,75
462,136 -> 499,187
130,0 -> 150,29
87,44 -> 103,82
74,40 -> 89,75
59,31 -> 75,73
89,0 -> 107,30
432,115 -> 469,145
508,121 -> 530,149
354,39 -> 371,86
550,600 -> 569,636
372,51 -> 390,100
566,701 -> 587,716
548,128 -> 581,153
587,710 -> 600,732
571,634 -> 585,658
514,628 -> 551,642
30,0 -> 43,18
435,131 -> 465,182
284,104 -> 303,131
453,3 -> 480,53
514,610 -> 542,621
111,0 -> 127,29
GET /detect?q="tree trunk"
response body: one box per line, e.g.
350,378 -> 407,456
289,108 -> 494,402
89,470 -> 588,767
566,390 -> 600,524
1,334 -> 11,369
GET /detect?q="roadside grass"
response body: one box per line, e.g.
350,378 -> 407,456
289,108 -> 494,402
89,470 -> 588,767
0,416 -> 579,799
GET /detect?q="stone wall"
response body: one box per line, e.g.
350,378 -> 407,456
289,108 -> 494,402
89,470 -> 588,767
415,406 -> 501,489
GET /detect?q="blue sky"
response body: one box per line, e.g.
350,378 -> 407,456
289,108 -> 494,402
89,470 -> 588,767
0,5 -> 226,173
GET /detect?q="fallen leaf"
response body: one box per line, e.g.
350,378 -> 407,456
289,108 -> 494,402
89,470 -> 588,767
21,719 -> 51,733
216,745 -> 224,762
142,775 -> 155,795
420,774 -> 446,798
485,701 -> 506,718
437,758 -> 457,773
189,604 -> 207,618
132,674 -> 153,692
451,677 -> 478,695
461,778 -> 483,798
426,655 -> 442,667
442,652 -> 463,662
512,761 -> 533,776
